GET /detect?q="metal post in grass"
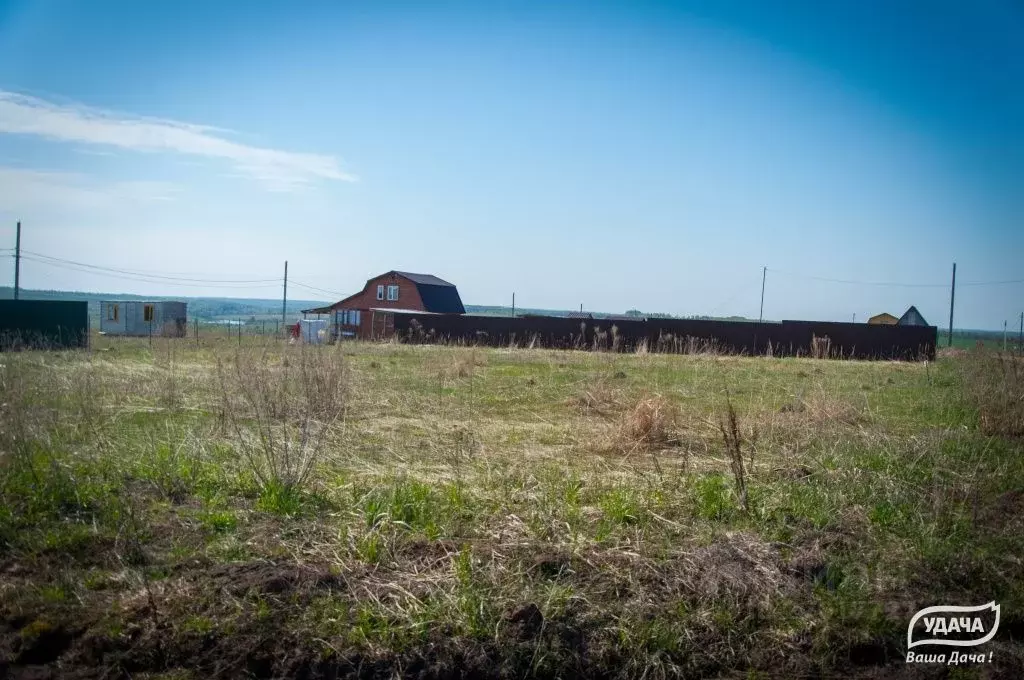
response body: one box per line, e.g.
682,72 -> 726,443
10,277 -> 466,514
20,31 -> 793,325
947,262 -> 956,347
238,319 -> 242,346
194,318 -> 199,349
148,319 -> 152,347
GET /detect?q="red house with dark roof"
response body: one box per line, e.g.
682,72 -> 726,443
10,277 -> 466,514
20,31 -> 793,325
303,270 -> 465,339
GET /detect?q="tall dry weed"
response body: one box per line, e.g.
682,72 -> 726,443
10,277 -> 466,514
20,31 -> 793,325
718,392 -> 748,513
963,350 -> 1024,437
217,343 -> 348,493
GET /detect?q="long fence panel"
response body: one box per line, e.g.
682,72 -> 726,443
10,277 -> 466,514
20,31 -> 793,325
0,300 -> 90,350
390,313 -> 936,360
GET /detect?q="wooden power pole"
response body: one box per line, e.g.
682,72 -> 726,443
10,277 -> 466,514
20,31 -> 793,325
281,260 -> 288,334
759,266 -> 766,323
13,221 -> 21,300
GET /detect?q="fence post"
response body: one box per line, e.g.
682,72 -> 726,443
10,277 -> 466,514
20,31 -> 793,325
148,320 -> 152,348
238,319 -> 242,346
194,318 -> 199,349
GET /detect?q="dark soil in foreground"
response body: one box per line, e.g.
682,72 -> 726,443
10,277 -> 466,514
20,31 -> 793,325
1,545 -> 1018,680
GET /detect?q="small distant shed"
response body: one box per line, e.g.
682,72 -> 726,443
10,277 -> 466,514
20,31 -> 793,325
897,306 -> 929,327
100,301 -> 187,337
868,312 -> 898,325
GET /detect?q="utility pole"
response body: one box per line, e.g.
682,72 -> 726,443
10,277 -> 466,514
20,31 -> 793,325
947,262 -> 956,347
852,313 -> 856,323
1003,320 -> 1008,352
281,260 -> 288,335
511,292 -> 515,318
580,303 -> 583,313
759,266 -> 766,323
13,221 -> 21,300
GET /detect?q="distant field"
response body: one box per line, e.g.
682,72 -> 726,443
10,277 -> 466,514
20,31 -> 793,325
1,334 -> 1022,678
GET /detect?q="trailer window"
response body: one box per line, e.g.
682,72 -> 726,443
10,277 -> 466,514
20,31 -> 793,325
144,304 -> 154,322
108,304 -> 119,321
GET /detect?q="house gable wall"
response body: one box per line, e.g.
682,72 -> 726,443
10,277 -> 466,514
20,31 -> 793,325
335,273 -> 426,313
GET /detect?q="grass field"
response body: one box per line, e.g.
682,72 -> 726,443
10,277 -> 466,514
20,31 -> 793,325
1,333 -> 1022,678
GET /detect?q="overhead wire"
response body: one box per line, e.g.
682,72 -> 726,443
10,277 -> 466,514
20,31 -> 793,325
16,254 -> 283,289
767,268 -> 1023,288
16,249 -> 281,283
288,279 -> 348,298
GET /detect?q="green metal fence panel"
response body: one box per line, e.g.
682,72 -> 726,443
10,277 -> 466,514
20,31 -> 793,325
0,300 -> 90,350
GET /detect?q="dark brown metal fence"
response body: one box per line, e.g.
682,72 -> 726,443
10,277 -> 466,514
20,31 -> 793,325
390,313 -> 936,360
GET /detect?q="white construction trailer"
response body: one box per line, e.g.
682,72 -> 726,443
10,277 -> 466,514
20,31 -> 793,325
298,318 -> 328,344
99,301 -> 187,337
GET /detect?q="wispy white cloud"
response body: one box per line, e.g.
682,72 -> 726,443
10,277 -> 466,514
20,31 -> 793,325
0,91 -> 356,191
0,166 -> 179,214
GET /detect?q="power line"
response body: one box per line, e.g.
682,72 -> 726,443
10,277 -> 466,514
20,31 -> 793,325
17,249 -> 282,283
767,269 -> 946,288
288,279 -> 348,297
707,273 -> 760,317
16,254 -> 283,289
767,268 -> 1024,288
960,278 -> 1024,287
7,247 -> 351,296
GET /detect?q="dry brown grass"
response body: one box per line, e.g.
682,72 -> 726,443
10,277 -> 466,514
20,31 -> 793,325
615,393 -> 680,451
440,350 -> 487,381
777,388 -> 868,427
809,335 -> 832,359
963,350 -> 1024,437
570,374 -> 624,418
684,531 -> 785,609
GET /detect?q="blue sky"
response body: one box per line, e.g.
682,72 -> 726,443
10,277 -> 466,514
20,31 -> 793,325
0,1 -> 1020,329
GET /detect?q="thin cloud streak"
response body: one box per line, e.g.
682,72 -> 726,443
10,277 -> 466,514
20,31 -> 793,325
0,91 -> 356,191
0,166 -> 180,214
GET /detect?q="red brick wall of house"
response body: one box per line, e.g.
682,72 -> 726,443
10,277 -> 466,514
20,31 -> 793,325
334,273 -> 425,339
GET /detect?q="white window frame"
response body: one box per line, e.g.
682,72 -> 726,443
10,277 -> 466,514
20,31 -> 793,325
376,284 -> 385,300
387,285 -> 399,301
337,309 -> 362,326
